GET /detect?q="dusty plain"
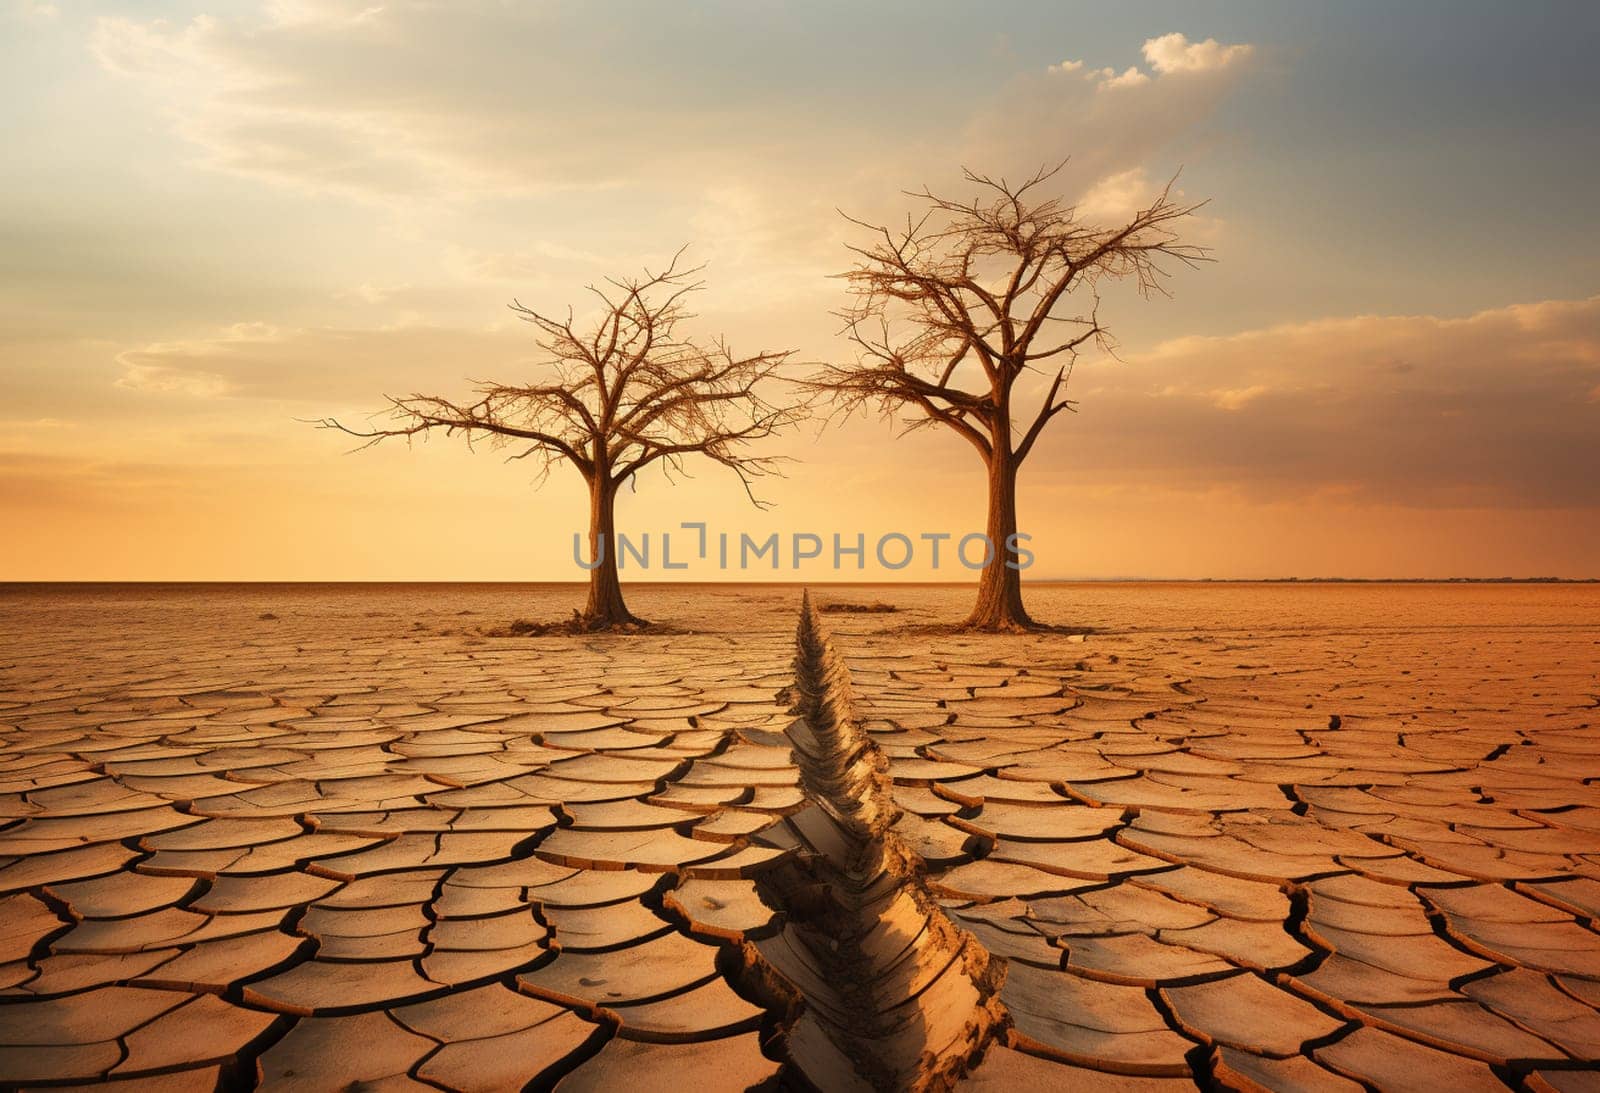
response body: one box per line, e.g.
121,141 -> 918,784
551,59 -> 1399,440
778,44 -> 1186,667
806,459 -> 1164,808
0,581 -> 1597,1090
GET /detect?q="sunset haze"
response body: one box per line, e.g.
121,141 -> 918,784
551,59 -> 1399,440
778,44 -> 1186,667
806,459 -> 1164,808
3,0 -> 1598,580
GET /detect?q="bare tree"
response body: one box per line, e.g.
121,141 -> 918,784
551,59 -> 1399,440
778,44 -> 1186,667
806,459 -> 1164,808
317,252 -> 796,629
810,164 -> 1207,630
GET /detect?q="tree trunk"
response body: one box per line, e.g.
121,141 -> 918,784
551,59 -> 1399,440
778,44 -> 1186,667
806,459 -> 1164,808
965,438 -> 1035,631
582,475 -> 645,628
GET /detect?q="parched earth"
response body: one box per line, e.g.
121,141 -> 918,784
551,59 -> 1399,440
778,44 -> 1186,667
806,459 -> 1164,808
0,583 -> 1597,1091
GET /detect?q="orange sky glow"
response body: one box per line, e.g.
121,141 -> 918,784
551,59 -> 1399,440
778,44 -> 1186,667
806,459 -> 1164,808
2,2 -> 1597,581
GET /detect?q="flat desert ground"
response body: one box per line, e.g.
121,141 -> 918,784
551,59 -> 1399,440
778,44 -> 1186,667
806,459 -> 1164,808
1,582 -> 1598,1091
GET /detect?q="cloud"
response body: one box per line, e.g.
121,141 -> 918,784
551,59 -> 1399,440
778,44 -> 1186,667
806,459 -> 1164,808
85,3 -> 882,204
1142,32 -> 1254,75
89,15 -> 221,78
960,32 -> 1255,208
113,321 -> 538,403
106,295 -> 1600,513
0,452 -> 102,509
1095,30 -> 1256,89
88,9 -> 1260,217
72,10 -> 1269,392
261,0 -> 385,27
1048,34 -> 1251,93
1076,167 -> 1157,221
78,10 -> 1264,336
1031,296 -> 1600,508
0,450 -> 227,512
453,243 -> 612,280
1097,66 -> 1151,91
1209,384 -> 1270,411
335,282 -> 414,305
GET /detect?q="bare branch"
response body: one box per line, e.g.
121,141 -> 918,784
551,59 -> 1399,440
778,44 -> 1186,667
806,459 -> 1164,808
318,252 -> 802,506
810,162 -> 1206,467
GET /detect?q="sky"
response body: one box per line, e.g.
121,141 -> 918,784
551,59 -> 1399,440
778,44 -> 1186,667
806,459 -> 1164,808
2,0 -> 1598,581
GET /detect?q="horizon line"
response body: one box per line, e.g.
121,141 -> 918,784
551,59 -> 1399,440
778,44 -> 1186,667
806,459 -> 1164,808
2,577 -> 1597,586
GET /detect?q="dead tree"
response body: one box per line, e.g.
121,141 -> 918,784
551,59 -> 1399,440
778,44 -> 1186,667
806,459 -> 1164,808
810,164 -> 1206,630
317,252 -> 796,629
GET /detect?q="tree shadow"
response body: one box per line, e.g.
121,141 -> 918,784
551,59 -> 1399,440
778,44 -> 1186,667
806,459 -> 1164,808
480,613 -> 689,637
881,621 -> 1096,638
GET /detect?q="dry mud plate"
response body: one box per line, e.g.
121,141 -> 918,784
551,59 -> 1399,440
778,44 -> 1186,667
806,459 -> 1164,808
0,582 -> 1598,1090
